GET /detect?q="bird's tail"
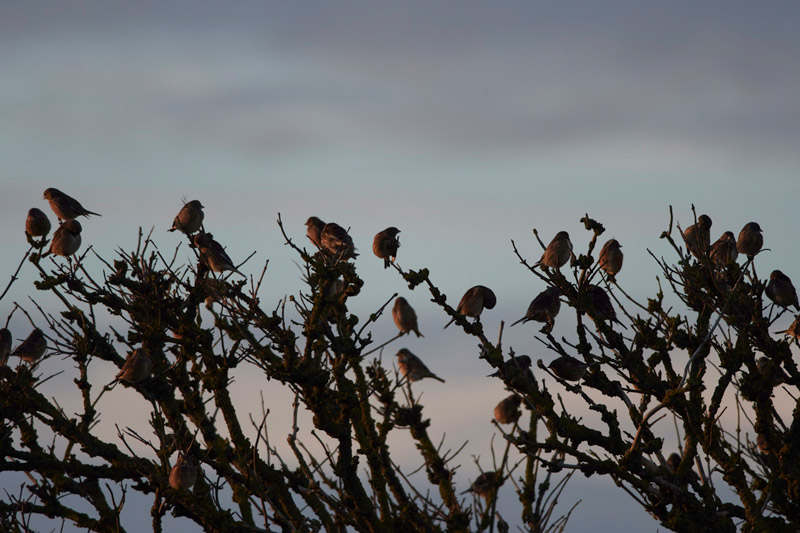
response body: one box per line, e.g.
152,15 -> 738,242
443,317 -> 455,329
509,317 -> 526,327
414,329 -> 424,338
432,374 -> 445,383
384,257 -> 390,269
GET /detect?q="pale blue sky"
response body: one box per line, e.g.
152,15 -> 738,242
2,2 -> 799,531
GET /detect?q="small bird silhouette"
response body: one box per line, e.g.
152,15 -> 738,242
766,270 -> 800,310
194,232 -> 243,275
666,452 -> 681,473
168,200 -> 204,235
737,222 -> 763,259
393,297 -> 423,337
50,219 -> 82,257
597,239 -> 623,280
0,328 -> 11,366
305,217 -> 326,249
756,356 -> 787,387
396,348 -> 444,383
709,231 -> 738,267
489,355 -> 533,380
117,348 -> 153,384
493,394 -> 522,424
169,455 -> 198,490
780,315 -> 800,340
25,208 -> 51,237
586,284 -> 624,327
373,227 -> 401,268
539,231 -> 572,270
43,188 -> 101,220
320,222 -> 357,260
683,214 -> 712,258
462,471 -> 500,498
548,356 -> 588,382
11,328 -> 47,363
509,286 -> 561,330
444,285 -> 497,328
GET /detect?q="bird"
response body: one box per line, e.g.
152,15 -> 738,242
586,284 -> 623,326
683,214 -> 712,258
548,356 -> 588,382
305,217 -> 326,249
765,270 -> 799,310
597,239 -> 623,280
11,328 -> 46,363
737,222 -> 763,259
463,471 -> 500,498
780,315 -> 800,339
493,394 -> 522,424
169,455 -> 198,490
489,355 -> 533,380
372,227 -> 401,268
393,297 -> 423,337
444,285 -> 497,329
756,356 -> 787,387
539,231 -> 572,270
666,452 -> 681,473
168,200 -> 204,235
709,231 -> 738,266
49,219 -> 82,257
320,222 -> 357,260
509,286 -> 561,329
396,348 -> 445,383
43,188 -> 101,220
194,233 -> 243,275
756,433 -> 770,456
0,328 -> 11,366
25,208 -> 51,237
117,348 -> 152,384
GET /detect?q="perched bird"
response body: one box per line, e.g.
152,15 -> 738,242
539,231 -> 572,270
0,328 -> 11,366
49,219 -> 82,257
43,188 -> 101,220
463,471 -> 500,498
780,315 -> 800,339
396,348 -> 445,383
765,270 -> 800,310
709,231 -> 738,266
169,455 -> 198,490
489,355 -> 533,380
493,394 -> 522,424
737,222 -> 763,259
756,433 -> 770,456
11,328 -> 46,363
194,233 -> 243,275
305,217 -> 326,249
117,348 -> 152,384
548,356 -> 588,382
444,285 -> 497,328
393,297 -> 423,337
509,287 -> 561,329
756,356 -> 787,387
25,208 -> 51,237
372,227 -> 401,268
586,284 -> 622,326
320,222 -> 357,260
597,239 -> 623,280
168,200 -> 204,235
683,214 -> 712,258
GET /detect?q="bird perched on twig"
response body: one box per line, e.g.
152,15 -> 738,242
320,222 -> 357,260
737,222 -> 763,259
756,356 -> 788,387
11,328 -> 46,363
709,231 -> 738,267
43,188 -> 101,221
766,270 -> 799,310
510,286 -> 561,331
169,455 -> 198,490
305,217 -> 325,249
393,297 -> 423,337
683,214 -> 712,258
49,220 -> 82,257
586,284 -> 624,327
548,356 -> 588,382
444,285 -> 497,328
396,348 -> 444,383
373,227 -> 401,268
493,394 -> 522,424
538,231 -> 572,270
168,200 -> 204,235
117,348 -> 152,384
0,329 -> 11,366
194,232 -> 243,275
462,471 -> 500,498
780,315 -> 800,340
489,355 -> 533,381
25,208 -> 51,237
597,239 -> 623,281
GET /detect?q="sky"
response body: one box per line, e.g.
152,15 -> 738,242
2,1 -> 800,531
